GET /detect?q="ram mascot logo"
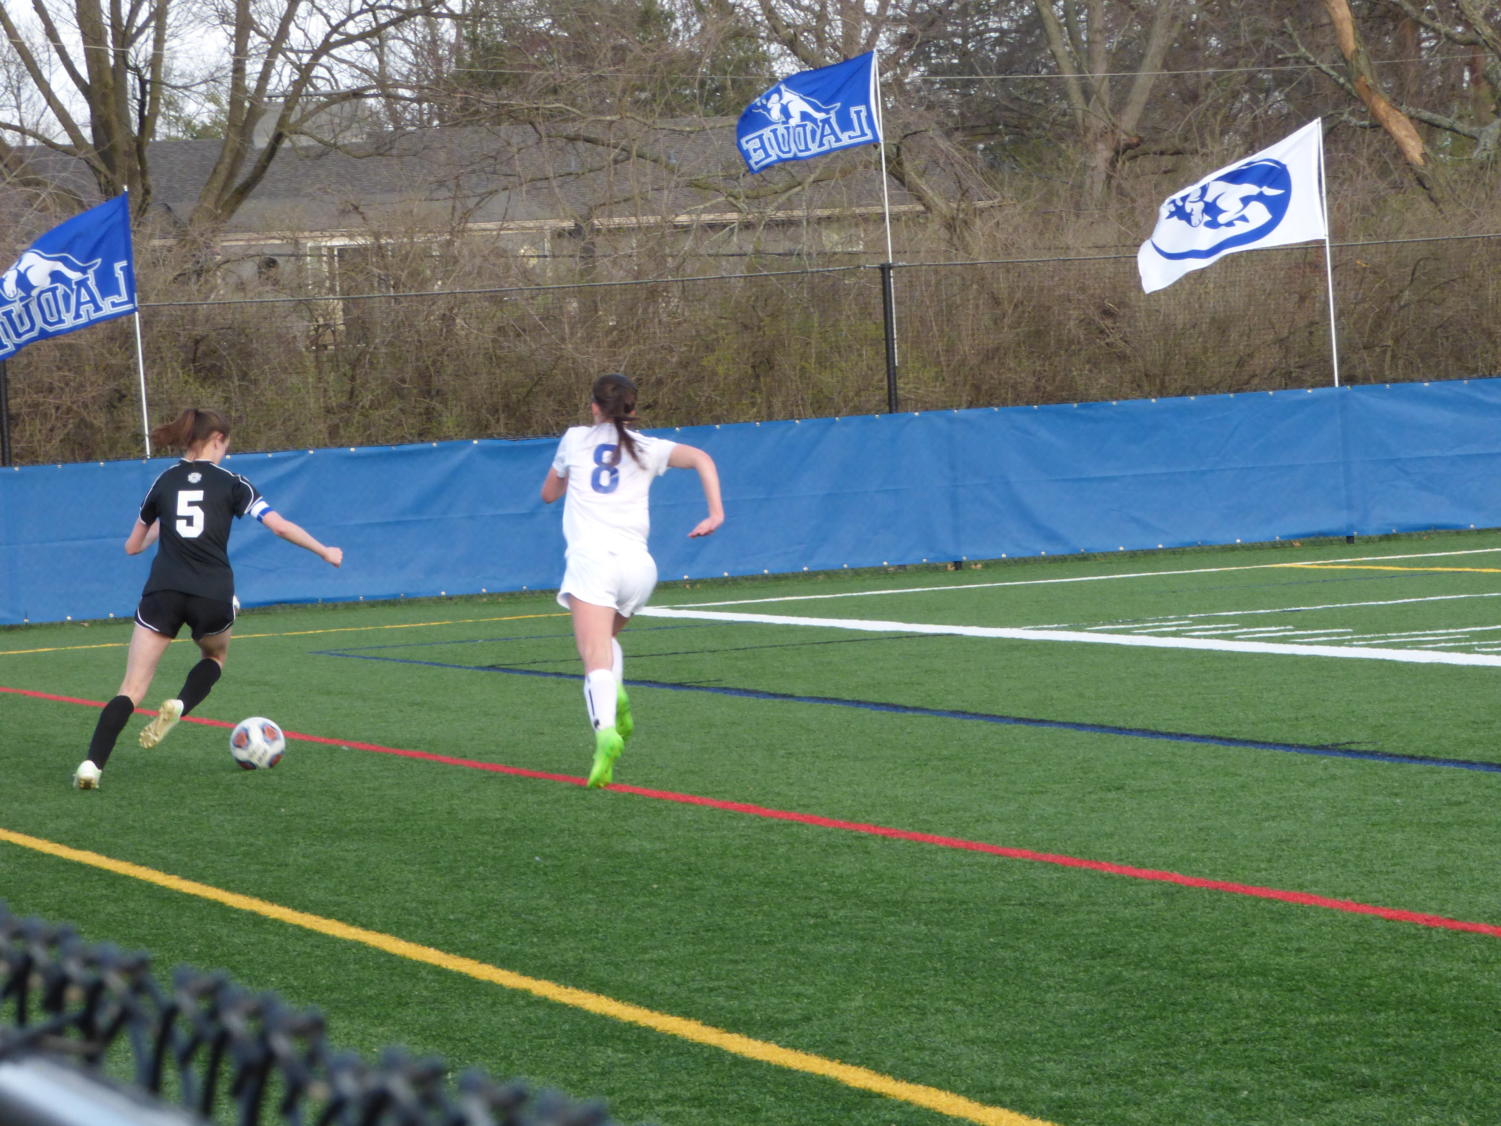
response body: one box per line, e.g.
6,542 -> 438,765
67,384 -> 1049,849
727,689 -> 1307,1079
0,245 -> 134,360
0,250 -> 94,301
1149,157 -> 1294,261
750,83 -> 838,127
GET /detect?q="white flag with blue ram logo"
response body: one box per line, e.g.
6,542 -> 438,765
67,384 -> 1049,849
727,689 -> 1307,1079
1138,120 -> 1326,294
0,193 -> 137,360
736,52 -> 882,173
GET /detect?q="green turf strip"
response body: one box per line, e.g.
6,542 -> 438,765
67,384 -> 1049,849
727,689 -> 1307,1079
4,534 -> 1501,1125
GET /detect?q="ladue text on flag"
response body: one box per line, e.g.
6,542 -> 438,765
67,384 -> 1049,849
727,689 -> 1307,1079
0,255 -> 134,359
739,102 -> 877,172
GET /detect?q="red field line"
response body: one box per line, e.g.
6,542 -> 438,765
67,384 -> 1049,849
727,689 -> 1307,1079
9,683 -> 1500,938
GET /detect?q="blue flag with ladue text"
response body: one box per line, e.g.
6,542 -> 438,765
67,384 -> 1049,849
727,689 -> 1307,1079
0,193 -> 137,360
736,52 -> 883,173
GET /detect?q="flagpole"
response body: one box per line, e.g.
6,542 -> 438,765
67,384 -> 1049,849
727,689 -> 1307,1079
1317,122 -> 1340,388
873,54 -> 900,413
1312,119 -> 1354,537
874,55 -> 894,267
132,311 -> 151,458
120,190 -> 151,458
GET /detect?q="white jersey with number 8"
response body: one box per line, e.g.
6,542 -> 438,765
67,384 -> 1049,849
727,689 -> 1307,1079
552,423 -> 677,556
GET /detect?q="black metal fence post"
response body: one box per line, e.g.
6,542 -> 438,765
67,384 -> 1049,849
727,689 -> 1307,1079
0,359 -> 10,466
878,262 -> 899,413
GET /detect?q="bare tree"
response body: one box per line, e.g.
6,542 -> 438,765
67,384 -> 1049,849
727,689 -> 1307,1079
1317,0 -> 1432,187
434,0 -> 769,124
0,0 -> 453,239
1030,0 -> 1185,202
1288,0 -> 1501,172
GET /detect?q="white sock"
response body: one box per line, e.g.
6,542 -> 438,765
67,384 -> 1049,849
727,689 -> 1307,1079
611,639 -> 624,681
584,669 -> 618,731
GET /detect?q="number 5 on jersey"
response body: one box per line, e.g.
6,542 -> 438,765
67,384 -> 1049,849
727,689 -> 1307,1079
176,490 -> 205,537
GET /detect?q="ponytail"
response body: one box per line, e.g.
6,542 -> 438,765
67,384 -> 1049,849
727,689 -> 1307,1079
592,373 -> 643,466
149,408 -> 230,452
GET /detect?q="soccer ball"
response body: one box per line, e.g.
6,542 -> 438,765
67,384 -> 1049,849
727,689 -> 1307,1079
229,717 -> 286,770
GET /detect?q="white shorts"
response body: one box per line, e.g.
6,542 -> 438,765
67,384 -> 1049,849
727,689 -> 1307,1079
557,549 -> 658,618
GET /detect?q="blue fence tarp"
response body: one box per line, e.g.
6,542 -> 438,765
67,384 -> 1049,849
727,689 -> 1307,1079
4,378 -> 1501,626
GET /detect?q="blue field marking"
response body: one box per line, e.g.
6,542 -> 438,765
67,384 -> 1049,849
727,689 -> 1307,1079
311,646 -> 1501,775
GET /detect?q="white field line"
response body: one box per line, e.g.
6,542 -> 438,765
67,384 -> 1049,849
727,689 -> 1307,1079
1092,590 -> 1501,627
1215,624 -> 1501,648
1258,631 -> 1358,639
669,547 -> 1501,610
1369,624 -> 1501,636
1087,623 -> 1190,633
637,606 -> 1501,668
1218,626 -> 1349,637
1034,592 -> 1501,637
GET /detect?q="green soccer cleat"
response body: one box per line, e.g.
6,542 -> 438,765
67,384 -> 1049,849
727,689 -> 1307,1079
616,686 -> 634,742
138,698 -> 183,749
587,727 -> 624,789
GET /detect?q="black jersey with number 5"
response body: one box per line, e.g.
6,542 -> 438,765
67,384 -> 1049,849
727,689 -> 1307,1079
138,460 -> 268,601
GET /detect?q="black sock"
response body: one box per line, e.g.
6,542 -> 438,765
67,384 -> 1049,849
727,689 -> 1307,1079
178,658 -> 222,716
87,695 -> 135,768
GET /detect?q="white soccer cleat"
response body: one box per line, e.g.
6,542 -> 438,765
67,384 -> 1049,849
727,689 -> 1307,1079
73,761 -> 101,790
138,698 -> 184,748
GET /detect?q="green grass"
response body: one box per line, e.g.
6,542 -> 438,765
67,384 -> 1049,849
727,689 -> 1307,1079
5,531 -> 1501,1125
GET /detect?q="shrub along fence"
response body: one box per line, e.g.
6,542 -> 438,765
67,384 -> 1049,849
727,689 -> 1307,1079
2,231 -> 1499,466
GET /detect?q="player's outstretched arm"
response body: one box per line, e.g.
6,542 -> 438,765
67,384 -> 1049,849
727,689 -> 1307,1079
261,511 -> 344,567
668,444 -> 724,537
541,467 -> 567,504
124,519 -> 159,555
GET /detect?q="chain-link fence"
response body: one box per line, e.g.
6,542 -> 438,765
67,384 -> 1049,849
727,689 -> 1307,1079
3,233 -> 1499,464
0,904 -> 623,1126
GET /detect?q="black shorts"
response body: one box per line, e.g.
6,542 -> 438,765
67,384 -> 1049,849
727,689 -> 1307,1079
135,590 -> 238,641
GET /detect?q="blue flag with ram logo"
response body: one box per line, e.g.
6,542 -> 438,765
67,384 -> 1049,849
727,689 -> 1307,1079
736,52 -> 883,173
0,193 -> 137,360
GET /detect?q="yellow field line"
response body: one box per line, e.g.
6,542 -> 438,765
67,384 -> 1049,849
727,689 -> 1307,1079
249,611 -> 569,639
0,640 -> 127,656
0,827 -> 1054,1126
1286,564 -> 1501,574
0,612 -> 569,657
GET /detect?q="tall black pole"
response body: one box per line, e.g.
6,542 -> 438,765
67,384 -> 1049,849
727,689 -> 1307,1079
879,261 -> 899,413
0,359 -> 11,467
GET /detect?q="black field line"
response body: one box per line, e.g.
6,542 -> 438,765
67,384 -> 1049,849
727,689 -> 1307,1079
312,648 -> 1501,775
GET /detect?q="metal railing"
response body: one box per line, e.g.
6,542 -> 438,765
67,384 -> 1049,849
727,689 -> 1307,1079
0,905 -> 623,1126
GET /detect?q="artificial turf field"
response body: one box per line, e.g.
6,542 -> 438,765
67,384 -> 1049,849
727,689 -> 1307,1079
4,531 -> 1501,1126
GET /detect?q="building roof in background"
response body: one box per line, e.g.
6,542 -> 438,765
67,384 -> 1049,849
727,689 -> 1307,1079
2,117 -> 978,251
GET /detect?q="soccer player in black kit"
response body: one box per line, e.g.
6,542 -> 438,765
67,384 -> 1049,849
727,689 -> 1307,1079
74,408 -> 343,790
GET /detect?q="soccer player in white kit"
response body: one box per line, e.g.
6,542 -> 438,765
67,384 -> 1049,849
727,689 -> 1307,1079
541,374 -> 724,788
